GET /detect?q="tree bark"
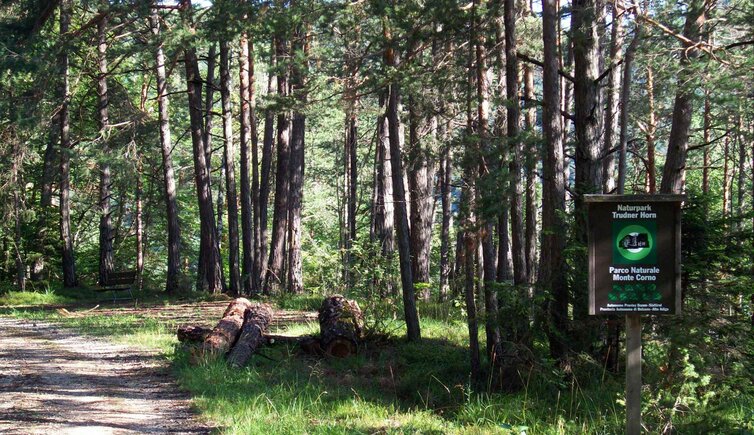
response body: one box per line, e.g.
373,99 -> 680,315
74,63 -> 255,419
343,114 -> 357,286
59,0 -> 77,288
202,43 -> 217,267
227,304 -> 274,367
617,18 -> 640,194
702,93 -> 711,195
523,62 -> 537,282
96,6 -> 114,285
438,144 -> 452,302
318,295 -> 364,357
539,0 -> 569,360
287,26 -> 307,295
407,95 -> 436,293
504,0 -> 529,341
601,0 -> 623,194
201,298 -> 254,356
645,66 -> 657,193
183,1 -> 223,293
493,6 -> 512,284
239,34 -> 254,295
384,22 -> 420,341
572,0 -> 603,323
220,40 -> 241,297
258,46 -> 276,289
136,159 -> 144,289
374,93 -> 395,296
265,36 -> 291,295
177,325 -> 212,344
660,0 -> 706,194
473,6 -> 501,360
150,4 -> 182,294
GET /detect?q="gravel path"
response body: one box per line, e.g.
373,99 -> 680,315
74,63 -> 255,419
0,317 -> 212,434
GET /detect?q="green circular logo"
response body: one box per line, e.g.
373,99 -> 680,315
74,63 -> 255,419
615,224 -> 653,261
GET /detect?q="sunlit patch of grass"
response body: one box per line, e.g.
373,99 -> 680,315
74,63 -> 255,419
271,320 -> 319,335
0,290 -> 73,306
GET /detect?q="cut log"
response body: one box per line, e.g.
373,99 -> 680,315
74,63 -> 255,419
318,295 -> 364,357
177,325 -> 212,344
201,297 -> 253,356
227,303 -> 274,368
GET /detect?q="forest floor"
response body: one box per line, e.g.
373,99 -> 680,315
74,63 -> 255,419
0,316 -> 213,434
0,299 -> 319,434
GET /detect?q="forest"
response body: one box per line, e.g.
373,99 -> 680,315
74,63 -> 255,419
0,0 -> 753,432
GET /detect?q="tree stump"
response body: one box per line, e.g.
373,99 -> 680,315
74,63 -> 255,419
201,297 -> 253,356
177,325 -> 212,344
318,295 -> 364,357
227,303 -> 274,368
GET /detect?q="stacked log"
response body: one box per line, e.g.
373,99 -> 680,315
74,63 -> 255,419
179,295 -> 364,365
227,304 -> 274,367
201,297 -> 253,356
177,325 -> 212,343
318,295 -> 364,357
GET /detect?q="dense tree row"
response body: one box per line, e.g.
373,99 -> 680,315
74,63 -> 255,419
1,0 -> 752,389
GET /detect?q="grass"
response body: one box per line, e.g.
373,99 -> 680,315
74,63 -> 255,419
2,288 -> 752,434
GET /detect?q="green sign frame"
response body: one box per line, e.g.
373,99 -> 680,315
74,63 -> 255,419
585,194 -> 684,316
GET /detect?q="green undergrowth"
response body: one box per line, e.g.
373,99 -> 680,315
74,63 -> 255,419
2,293 -> 751,433
174,317 -> 632,434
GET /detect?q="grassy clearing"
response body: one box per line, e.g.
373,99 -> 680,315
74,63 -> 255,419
2,291 -> 752,434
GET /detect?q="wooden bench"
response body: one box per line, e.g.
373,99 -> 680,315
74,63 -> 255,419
96,271 -> 137,302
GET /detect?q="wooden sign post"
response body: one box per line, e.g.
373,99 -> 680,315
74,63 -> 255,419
585,195 -> 683,435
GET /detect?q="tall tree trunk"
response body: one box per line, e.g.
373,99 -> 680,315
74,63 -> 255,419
438,144 -> 452,302
35,114 -> 59,282
203,43 -> 217,267
463,31 -> 481,383
504,0 -> 529,341
572,0 -> 603,324
539,0 -> 569,360
150,4 -> 181,294
343,114 -> 357,286
474,7 -> 501,359
258,46 -> 276,289
183,1 -> 223,293
723,135 -> 732,219
239,34 -> 254,295
736,114 -> 745,221
645,66 -> 657,193
407,92 -> 435,294
659,0 -> 706,194
617,18 -> 640,194
523,63 -> 537,283
287,25 -> 307,295
203,44 -> 216,169
59,0 -> 77,288
265,36 -> 291,295
601,0 -> 623,193
11,135 -> 26,291
220,40 -> 241,297
374,93 -> 395,296
384,22 -> 420,341
96,6 -> 114,285
702,93 -> 711,195
493,6 -> 512,283
136,159 -> 144,290
522,1 -> 538,284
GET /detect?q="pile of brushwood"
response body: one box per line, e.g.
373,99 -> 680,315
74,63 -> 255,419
178,295 -> 364,367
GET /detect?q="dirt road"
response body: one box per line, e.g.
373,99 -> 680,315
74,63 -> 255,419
0,317 -> 211,434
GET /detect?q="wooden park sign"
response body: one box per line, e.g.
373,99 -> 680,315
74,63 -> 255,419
585,194 -> 684,435
586,194 -> 683,316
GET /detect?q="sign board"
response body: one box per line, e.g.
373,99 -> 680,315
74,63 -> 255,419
586,195 -> 683,315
